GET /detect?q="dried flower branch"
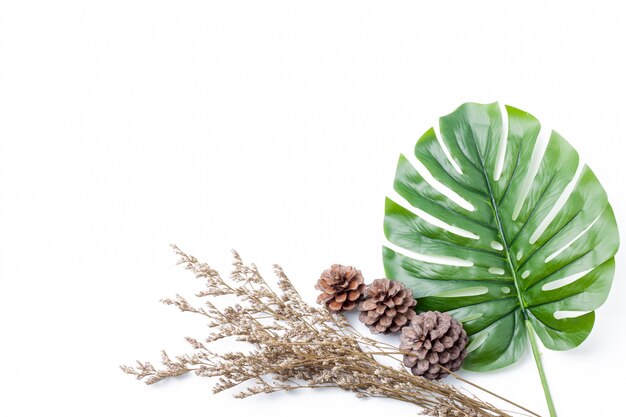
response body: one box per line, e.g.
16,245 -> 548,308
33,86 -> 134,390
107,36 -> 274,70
122,246 -> 540,417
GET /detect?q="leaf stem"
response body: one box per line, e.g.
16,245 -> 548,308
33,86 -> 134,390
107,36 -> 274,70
477,152 -> 558,417
525,319 -> 557,417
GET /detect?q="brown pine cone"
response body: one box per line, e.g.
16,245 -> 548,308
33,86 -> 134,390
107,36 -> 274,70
400,311 -> 468,380
358,279 -> 417,334
315,265 -> 365,312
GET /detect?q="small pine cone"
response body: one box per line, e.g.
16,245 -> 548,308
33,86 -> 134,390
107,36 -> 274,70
400,311 -> 468,380
358,279 -> 417,334
315,265 -> 365,312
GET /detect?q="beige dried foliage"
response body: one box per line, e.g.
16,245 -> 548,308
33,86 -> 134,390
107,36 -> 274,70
121,246 -> 539,417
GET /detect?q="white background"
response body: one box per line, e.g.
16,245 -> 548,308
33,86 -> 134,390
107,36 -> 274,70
1,1 -> 625,416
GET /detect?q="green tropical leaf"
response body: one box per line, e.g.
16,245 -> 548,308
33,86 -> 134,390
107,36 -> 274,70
383,102 -> 619,372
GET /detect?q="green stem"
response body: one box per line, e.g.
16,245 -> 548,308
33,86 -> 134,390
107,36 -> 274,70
525,319 -> 557,417
472,136 -> 558,417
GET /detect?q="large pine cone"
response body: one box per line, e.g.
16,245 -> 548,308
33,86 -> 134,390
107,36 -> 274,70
400,311 -> 468,380
358,279 -> 417,334
315,265 -> 365,312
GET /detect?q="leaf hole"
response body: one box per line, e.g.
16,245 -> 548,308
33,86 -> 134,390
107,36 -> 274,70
433,286 -> 489,298
493,102 -> 508,181
544,214 -> 600,263
512,124 -> 551,221
501,287 -> 511,294
530,161 -> 585,245
521,270 -> 530,279
433,121 -> 464,175
404,152 -> 475,212
384,242 -> 474,267
516,251 -> 523,261
490,241 -> 504,251
554,310 -> 590,320
542,268 -> 592,291
389,191 -> 480,240
488,267 -> 505,275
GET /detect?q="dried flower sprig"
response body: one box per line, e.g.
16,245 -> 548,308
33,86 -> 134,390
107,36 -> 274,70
121,246 -> 540,417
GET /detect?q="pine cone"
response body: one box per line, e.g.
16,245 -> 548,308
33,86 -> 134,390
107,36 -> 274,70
358,279 -> 417,334
315,265 -> 365,312
400,311 -> 468,380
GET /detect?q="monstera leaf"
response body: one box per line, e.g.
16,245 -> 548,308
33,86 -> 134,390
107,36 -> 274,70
383,103 -> 619,374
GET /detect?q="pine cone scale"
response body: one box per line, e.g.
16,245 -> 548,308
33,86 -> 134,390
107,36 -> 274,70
347,279 -> 360,290
334,292 -> 347,303
347,290 -> 361,301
